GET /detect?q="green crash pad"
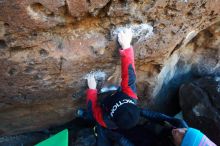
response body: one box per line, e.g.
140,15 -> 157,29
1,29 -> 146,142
35,129 -> 68,146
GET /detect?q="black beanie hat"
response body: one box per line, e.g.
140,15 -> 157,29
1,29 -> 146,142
102,92 -> 140,129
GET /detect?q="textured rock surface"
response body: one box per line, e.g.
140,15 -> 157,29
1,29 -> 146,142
149,21 -> 220,115
0,0 -> 220,140
179,77 -> 220,145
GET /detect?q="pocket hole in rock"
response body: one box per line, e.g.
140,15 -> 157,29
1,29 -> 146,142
0,40 -> 7,49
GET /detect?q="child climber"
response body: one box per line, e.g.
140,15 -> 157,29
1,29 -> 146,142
86,28 -> 140,130
85,28 -> 188,145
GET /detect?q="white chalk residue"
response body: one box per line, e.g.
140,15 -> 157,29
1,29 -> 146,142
26,6 -> 65,23
179,0 -> 188,2
84,70 -> 106,81
112,24 -> 154,43
27,6 -> 47,22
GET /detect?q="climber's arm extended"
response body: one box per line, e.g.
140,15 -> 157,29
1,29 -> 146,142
86,75 -> 107,127
118,29 -> 137,100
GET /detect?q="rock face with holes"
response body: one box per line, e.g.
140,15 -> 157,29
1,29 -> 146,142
0,0 -> 220,141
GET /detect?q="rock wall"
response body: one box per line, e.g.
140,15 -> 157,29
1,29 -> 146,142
0,0 -> 220,138
149,21 -> 220,115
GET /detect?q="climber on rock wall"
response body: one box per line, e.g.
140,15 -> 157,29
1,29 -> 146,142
84,28 -> 188,146
86,28 -> 140,131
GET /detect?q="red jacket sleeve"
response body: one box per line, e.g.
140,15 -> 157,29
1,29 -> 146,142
86,89 -> 107,127
119,47 -> 138,99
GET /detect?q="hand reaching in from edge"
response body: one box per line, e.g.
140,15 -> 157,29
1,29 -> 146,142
87,75 -> 97,89
118,28 -> 132,50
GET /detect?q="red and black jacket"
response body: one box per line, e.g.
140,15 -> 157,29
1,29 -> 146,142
86,47 -> 137,129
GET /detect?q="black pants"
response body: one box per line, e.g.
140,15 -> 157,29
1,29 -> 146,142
96,125 -> 112,146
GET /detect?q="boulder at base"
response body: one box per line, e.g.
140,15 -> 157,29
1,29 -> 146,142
179,77 -> 220,145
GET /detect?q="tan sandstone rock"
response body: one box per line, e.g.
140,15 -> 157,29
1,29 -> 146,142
0,0 -> 220,140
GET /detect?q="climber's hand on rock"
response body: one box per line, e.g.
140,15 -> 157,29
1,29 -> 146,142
87,75 -> 97,89
118,28 -> 132,50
